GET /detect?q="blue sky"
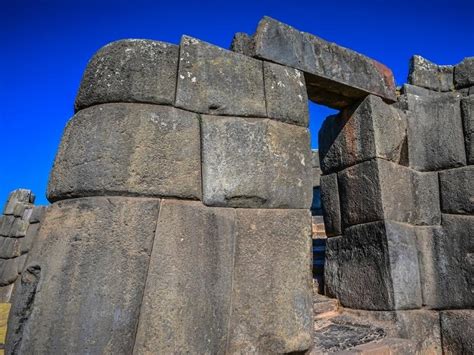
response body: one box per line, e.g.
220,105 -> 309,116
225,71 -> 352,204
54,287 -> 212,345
1,0 -> 473,205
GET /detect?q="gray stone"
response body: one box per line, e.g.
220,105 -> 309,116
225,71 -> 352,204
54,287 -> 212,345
263,62 -> 308,126
325,220 -> 422,310
461,95 -> 474,164
3,190 -> 34,215
415,216 -> 474,309
6,197 -> 160,354
249,17 -> 396,109
48,103 -> 201,202
405,91 -> 466,171
230,32 -> 255,56
0,284 -> 14,303
312,150 -> 321,187
134,200 -> 235,354
0,258 -> 19,286
319,95 -> 407,174
227,209 -> 312,354
334,338 -> 417,355
408,55 -> 454,92
201,115 -> 312,208
11,218 -> 29,238
439,166 -> 474,214
320,173 -> 341,237
20,223 -> 40,254
75,39 -> 178,111
175,36 -> 266,117
0,216 -> 15,237
0,237 -> 21,259
440,310 -> 474,355
411,170 -> 441,225
29,206 -> 47,224
12,203 -> 27,218
454,57 -> 474,89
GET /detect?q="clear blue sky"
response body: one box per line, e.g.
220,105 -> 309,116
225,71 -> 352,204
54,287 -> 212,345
1,0 -> 473,205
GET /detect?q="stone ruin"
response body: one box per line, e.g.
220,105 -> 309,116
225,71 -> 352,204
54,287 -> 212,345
0,16 -> 473,354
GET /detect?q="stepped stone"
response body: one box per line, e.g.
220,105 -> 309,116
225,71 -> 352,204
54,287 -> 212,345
227,209 -> 312,354
263,62 -> 308,126
3,190 -> 34,215
75,39 -> 178,111
201,115 -> 312,208
461,95 -> 474,164
48,103 -> 201,201
0,216 -> 15,237
325,220 -> 421,310
454,57 -> 474,89
248,17 -> 396,109
6,197 -> 160,354
0,258 -> 19,286
320,173 -> 341,237
175,36 -> 266,117
408,55 -> 454,92
0,237 -> 21,259
319,95 -> 407,174
440,310 -> 474,355
439,166 -> 474,214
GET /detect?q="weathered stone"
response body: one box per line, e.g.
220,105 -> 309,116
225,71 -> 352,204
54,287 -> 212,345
230,32 -> 255,56
320,173 -> 341,237
0,258 -> 19,286
175,36 -> 266,117
408,55 -> 454,92
411,170 -> 441,225
0,237 -> 21,259
3,190 -> 34,215
11,218 -> 28,238
440,310 -> 474,355
75,39 -> 178,111
415,216 -> 474,309
312,150 -> 321,187
263,62 -> 308,126
439,166 -> 474,214
29,206 -> 47,224
319,95 -> 407,174
405,91 -> 466,171
0,216 -> 15,237
335,338 -> 417,355
6,197 -> 160,354
325,220 -> 422,310
454,57 -> 474,89
134,200 -> 235,354
249,17 -> 396,109
227,209 -> 312,354
48,103 -> 201,201
461,95 -> 474,164
0,284 -> 13,303
20,223 -> 40,254
12,203 -> 27,218
201,115 -> 312,208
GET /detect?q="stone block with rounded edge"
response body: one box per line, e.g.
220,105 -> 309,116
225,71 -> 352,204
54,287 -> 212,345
439,166 -> 474,214
408,55 -> 454,92
75,39 -> 178,111
201,115 -> 312,208
48,103 -> 201,202
320,173 -> 341,237
325,220 -> 422,310
263,62 -> 308,126
454,57 -> 474,89
6,197 -> 160,354
3,190 -> 34,215
134,200 -> 235,354
175,36 -> 266,117
461,95 -> 474,164
227,208 -> 313,354
319,95 -> 407,174
440,310 -> 474,355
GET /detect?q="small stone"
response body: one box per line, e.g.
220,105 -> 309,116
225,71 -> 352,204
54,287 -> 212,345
230,32 -> 255,56
0,237 -> 21,259
312,150 -> 321,187
408,55 -> 454,92
0,258 -> 19,286
454,57 -> 474,89
439,166 -> 473,214
440,310 -> 474,354
0,216 -> 15,237
320,173 -> 341,237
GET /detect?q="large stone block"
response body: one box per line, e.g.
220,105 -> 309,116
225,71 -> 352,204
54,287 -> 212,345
3,190 -> 34,215
6,197 -> 160,354
320,173 -> 341,237
48,103 -> 201,201
461,95 -> 474,164
415,216 -> 474,309
0,237 -> 21,259
439,166 -> 474,214
227,209 -> 312,354
319,95 -> 407,174
263,62 -> 308,126
75,39 -> 178,111
201,115 -> 312,208
175,36 -> 266,117
0,258 -> 19,286
405,91 -> 466,171
440,310 -> 474,355
134,200 -> 235,354
454,57 -> 474,89
312,149 -> 321,187
325,220 -> 422,310
247,17 -> 396,108
408,55 -> 454,92
411,170 -> 441,225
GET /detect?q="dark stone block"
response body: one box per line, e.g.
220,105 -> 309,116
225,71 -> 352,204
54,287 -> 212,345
454,57 -> 474,89
312,150 -> 321,187
411,170 -> 441,225
439,166 -> 474,214
230,32 -> 255,56
320,173 -> 341,237
461,95 -> 474,164
75,39 -> 179,111
408,55 -> 454,92
440,310 -> 474,355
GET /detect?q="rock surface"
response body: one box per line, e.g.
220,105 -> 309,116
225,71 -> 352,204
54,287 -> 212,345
320,173 -> 341,237
439,166 -> 473,214
461,95 -> 474,164
454,57 -> 474,89
408,55 -> 454,92
440,310 -> 474,355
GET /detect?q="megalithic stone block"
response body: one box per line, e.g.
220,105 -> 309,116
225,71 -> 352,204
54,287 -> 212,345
439,166 -> 474,214
3,190 -> 34,215
227,209 -> 313,354
461,95 -> 474,164
245,17 -> 396,109
201,115 -> 312,208
134,200 -> 235,354
325,220 -> 422,310
75,39 -> 179,111
440,310 -> 474,355
47,103 -> 201,202
408,55 -> 454,92
6,197 -> 160,354
415,216 -> 474,309
454,57 -> 474,89
319,95 -> 407,174
175,36 -> 266,117
405,91 -> 466,171
320,173 -> 341,237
